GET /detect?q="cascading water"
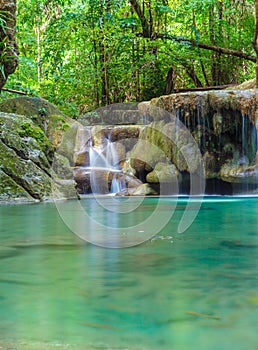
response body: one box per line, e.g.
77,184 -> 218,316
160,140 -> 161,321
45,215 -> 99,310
78,133 -> 126,194
72,91 -> 258,197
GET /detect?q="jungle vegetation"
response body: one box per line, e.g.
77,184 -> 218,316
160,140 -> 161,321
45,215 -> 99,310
1,0 -> 258,117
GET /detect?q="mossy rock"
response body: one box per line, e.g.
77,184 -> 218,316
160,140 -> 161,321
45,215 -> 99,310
0,170 -> 33,201
0,112 -> 54,163
146,162 -> 178,183
47,115 -> 72,147
131,183 -> 158,195
0,139 -> 52,200
0,96 -> 63,118
0,97 -> 69,139
0,113 -> 57,201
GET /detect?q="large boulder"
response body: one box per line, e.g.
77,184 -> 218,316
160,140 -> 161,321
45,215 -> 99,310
146,162 -> 178,183
0,169 -> 33,201
0,112 -> 56,201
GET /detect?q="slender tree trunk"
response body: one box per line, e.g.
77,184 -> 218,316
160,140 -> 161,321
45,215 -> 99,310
36,15 -> 41,86
252,0 -> 258,87
192,8 -> 209,86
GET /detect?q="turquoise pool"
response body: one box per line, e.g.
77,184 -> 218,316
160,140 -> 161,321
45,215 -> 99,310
0,197 -> 257,349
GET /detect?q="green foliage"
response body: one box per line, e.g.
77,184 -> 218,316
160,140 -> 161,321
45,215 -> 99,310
4,0 -> 256,116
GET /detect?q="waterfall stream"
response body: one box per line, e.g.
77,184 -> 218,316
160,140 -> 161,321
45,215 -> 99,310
71,92 -> 258,196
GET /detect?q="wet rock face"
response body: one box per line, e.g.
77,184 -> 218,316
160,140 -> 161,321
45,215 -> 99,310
2,90 -> 258,200
0,0 -> 19,91
148,90 -> 258,192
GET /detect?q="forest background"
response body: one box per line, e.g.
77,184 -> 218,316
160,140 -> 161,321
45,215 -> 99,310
1,0 -> 257,117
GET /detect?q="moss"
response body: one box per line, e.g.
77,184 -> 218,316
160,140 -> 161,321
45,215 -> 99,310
0,97 -> 63,119
0,139 -> 52,199
18,121 -> 45,141
0,170 -> 33,201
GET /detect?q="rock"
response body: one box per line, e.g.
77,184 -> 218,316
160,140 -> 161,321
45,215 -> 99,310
0,112 -> 54,161
74,149 -> 90,167
130,122 -> 172,174
105,141 -> 126,166
203,151 -> 218,178
229,79 -> 255,90
220,163 -> 258,184
52,179 -> 78,199
0,139 -> 52,200
106,125 -> 140,141
0,170 -> 33,201
91,125 -> 106,146
52,154 -> 73,179
0,112 -> 57,201
146,162 -> 178,183
0,97 -> 71,149
46,115 -> 71,147
173,143 -> 202,173
57,122 -> 79,165
131,183 -> 158,196
73,167 -> 111,194
0,96 -> 64,126
123,173 -> 143,189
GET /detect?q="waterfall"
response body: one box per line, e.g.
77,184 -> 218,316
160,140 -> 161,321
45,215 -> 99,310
242,114 -> 245,157
87,136 -> 126,194
111,175 -> 126,194
239,114 -> 248,165
106,139 -> 119,169
89,142 -> 108,168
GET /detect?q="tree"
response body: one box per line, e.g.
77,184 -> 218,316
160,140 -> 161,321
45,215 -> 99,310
0,0 -> 19,91
4,0 -> 257,115
253,0 -> 258,87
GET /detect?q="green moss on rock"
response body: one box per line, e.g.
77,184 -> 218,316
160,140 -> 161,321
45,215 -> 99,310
0,170 -> 33,201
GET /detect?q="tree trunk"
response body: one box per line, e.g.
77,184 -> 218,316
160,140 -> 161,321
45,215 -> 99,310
0,0 -> 19,91
36,15 -> 41,86
129,0 -> 151,37
252,0 -> 258,87
165,67 -> 175,94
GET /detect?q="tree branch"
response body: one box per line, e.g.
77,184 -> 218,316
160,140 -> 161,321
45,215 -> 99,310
2,87 -> 27,95
149,33 -> 256,63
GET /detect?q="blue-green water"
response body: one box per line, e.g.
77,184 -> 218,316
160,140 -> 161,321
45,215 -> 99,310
0,197 -> 258,349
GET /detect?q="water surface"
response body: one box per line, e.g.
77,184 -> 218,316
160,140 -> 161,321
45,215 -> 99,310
0,197 -> 257,349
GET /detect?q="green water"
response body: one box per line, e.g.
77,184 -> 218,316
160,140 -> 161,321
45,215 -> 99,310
0,197 -> 258,350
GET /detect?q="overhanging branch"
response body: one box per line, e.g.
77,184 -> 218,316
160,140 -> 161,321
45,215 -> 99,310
139,31 -> 256,63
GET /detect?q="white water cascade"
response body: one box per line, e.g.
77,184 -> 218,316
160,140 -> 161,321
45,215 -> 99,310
87,137 -> 126,194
